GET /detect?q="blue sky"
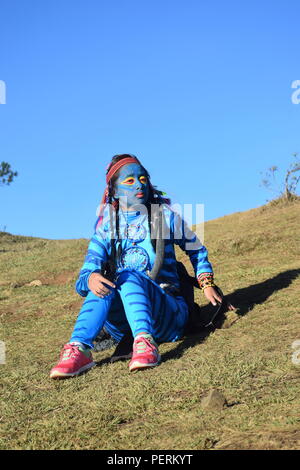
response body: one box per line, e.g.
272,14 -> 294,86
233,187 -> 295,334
1,0 -> 299,239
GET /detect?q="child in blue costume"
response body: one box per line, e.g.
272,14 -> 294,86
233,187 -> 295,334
50,154 -> 223,378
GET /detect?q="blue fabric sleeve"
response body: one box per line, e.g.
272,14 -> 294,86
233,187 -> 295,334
75,232 -> 110,297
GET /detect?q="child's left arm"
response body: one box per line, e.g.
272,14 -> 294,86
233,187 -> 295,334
172,211 -> 228,307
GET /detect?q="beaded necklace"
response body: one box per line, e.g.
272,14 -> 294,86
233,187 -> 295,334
120,208 -> 147,245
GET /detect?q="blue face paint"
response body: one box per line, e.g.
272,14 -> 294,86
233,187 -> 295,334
114,163 -> 150,210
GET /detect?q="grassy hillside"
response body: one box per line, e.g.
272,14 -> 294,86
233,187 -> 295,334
1,199 -> 300,450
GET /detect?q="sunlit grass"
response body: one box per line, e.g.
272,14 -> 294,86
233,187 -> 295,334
0,199 -> 300,449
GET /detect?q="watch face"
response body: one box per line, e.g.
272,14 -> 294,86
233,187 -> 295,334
120,246 -> 150,272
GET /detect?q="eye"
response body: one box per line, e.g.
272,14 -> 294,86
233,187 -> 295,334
122,177 -> 135,185
139,176 -> 147,184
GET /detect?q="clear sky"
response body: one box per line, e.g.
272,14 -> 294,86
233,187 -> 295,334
1,0 -> 299,239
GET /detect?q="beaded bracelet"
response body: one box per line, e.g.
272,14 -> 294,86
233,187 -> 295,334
197,272 -> 215,291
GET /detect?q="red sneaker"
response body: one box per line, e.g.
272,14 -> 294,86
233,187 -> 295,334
129,334 -> 161,372
50,343 -> 95,379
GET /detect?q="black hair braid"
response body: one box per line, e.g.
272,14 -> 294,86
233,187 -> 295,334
107,183 -> 119,279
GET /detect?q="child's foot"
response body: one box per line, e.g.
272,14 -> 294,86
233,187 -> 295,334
50,343 -> 95,379
129,334 -> 161,372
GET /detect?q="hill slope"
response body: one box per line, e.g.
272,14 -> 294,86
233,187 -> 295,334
0,200 -> 300,450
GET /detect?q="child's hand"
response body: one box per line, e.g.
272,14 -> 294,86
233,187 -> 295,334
203,286 -> 222,306
204,286 -> 235,310
88,272 -> 116,298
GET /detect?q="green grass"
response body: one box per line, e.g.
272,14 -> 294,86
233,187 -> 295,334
1,199 -> 300,450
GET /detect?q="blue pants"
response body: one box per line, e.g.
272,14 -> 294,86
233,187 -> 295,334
70,270 -> 189,348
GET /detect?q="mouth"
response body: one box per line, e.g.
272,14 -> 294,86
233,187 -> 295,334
135,192 -> 144,198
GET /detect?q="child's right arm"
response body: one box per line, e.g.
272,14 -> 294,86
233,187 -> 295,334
75,232 -> 112,297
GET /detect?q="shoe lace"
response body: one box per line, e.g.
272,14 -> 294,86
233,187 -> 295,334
133,336 -> 156,355
60,344 -> 81,361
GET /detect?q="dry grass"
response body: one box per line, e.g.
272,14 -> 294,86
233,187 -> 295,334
0,199 -> 300,450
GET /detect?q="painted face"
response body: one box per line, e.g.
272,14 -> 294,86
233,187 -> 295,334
113,163 -> 150,210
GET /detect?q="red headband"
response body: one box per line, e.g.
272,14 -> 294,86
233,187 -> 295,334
106,157 -> 139,184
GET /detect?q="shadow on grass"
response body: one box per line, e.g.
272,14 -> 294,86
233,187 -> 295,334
161,268 -> 300,363
94,357 -> 112,368
228,268 -> 300,316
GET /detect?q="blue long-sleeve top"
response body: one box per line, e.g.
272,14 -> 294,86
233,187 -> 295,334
75,204 -> 213,297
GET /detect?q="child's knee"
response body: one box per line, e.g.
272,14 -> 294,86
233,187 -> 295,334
116,269 -> 144,286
